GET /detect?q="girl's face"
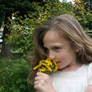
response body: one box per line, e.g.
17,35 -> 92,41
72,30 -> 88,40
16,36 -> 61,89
43,30 -> 80,71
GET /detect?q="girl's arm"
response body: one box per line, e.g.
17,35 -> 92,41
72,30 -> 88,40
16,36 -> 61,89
34,72 -> 57,92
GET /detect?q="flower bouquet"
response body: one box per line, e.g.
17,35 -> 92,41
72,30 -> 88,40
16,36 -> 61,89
33,58 -> 58,73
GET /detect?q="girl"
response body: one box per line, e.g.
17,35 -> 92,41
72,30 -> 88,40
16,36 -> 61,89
27,14 -> 92,92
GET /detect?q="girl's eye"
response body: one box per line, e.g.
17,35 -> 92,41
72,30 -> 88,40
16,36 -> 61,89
53,47 -> 61,51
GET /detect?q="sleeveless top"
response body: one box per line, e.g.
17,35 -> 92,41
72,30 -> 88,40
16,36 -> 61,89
50,63 -> 92,92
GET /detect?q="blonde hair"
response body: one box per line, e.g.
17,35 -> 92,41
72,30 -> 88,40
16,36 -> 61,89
27,14 -> 92,82
51,14 -> 92,64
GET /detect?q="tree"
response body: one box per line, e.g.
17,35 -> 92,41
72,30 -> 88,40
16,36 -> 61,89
0,0 -> 57,57
82,0 -> 92,9
0,0 -> 35,57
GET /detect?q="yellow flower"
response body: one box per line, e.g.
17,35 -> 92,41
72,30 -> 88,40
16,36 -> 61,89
33,58 -> 58,73
41,63 -> 52,72
33,64 -> 42,70
40,59 -> 52,66
39,68 -> 46,72
52,60 -> 58,72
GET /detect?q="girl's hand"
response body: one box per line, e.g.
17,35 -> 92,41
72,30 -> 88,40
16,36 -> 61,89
34,72 -> 56,92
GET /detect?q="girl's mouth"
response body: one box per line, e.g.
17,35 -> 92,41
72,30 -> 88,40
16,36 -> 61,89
56,61 -> 61,64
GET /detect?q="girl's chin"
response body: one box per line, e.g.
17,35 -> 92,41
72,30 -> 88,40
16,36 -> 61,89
57,64 -> 71,71
57,67 -> 63,71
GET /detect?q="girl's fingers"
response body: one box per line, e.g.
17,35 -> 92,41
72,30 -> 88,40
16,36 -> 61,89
36,72 -> 46,76
34,76 -> 46,84
34,79 -> 44,85
35,72 -> 47,80
34,81 -> 40,89
34,72 -> 50,86
34,72 -> 55,92
34,72 -> 51,89
34,80 -> 39,85
34,79 -> 45,89
36,72 -> 49,78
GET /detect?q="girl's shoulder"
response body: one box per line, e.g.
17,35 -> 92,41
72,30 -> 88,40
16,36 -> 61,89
87,63 -> 92,73
87,63 -> 92,85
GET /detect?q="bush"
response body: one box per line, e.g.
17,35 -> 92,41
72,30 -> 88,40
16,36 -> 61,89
0,58 -> 35,92
5,0 -> 92,57
74,1 -> 92,30
5,12 -> 34,57
5,1 -> 74,56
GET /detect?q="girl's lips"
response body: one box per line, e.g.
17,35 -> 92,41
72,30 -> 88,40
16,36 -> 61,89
56,61 -> 60,64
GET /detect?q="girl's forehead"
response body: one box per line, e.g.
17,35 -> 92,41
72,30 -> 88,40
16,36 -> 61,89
43,30 -> 72,49
44,30 -> 64,39
43,30 -> 68,44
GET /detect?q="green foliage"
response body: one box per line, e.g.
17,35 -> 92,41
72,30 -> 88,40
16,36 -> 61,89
74,1 -> 92,30
82,0 -> 92,9
5,0 -> 92,57
5,12 -> 34,56
0,0 -> 35,15
0,58 -> 35,92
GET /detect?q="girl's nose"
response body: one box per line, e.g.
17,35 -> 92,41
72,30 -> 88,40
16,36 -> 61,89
48,51 -> 55,59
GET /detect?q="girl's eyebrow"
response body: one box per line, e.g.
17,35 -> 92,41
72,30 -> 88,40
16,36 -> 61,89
51,44 -> 64,47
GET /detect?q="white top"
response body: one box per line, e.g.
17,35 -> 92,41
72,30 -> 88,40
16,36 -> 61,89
50,63 -> 92,92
